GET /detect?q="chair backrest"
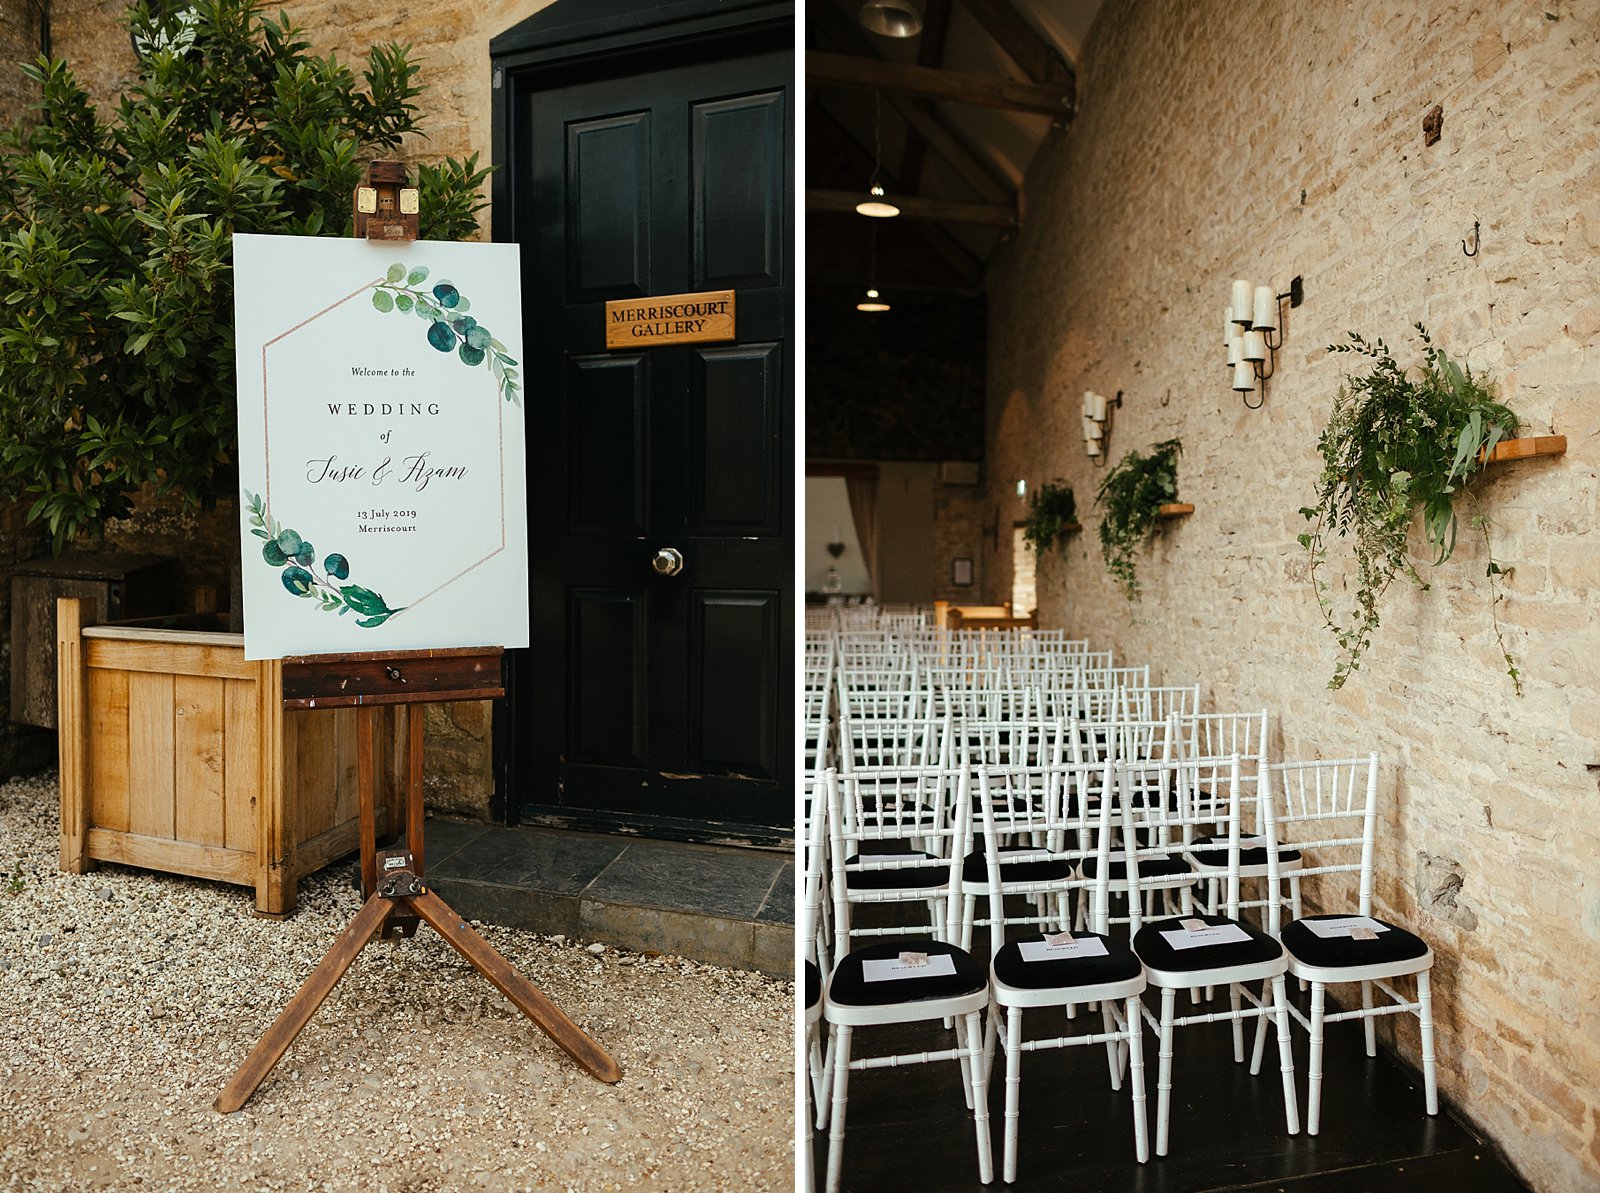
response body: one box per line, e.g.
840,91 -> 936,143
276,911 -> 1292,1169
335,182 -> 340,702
802,769 -> 830,972
1113,753 -> 1283,934
1267,753 -> 1380,918
836,708 -> 948,772
824,763 -> 970,956
1173,709 -> 1270,831
977,751 -> 1118,951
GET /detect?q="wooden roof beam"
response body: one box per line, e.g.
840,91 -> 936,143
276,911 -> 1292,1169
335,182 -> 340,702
957,0 -> 1075,93
807,49 -> 1072,116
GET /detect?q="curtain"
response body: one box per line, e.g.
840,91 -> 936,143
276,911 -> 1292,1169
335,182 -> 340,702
844,472 -> 879,596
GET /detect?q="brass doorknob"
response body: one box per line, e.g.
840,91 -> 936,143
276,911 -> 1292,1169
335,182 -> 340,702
651,547 -> 685,577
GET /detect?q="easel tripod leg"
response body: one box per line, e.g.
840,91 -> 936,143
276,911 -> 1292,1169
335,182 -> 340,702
407,888 -> 622,1084
214,893 -> 393,1113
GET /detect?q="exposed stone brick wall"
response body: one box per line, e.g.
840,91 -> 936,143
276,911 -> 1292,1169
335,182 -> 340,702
983,3 -> 1600,1188
930,474 -> 991,605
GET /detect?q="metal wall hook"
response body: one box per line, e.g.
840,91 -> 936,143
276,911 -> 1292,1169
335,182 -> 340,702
1462,218 -> 1480,257
1160,388 -> 1171,408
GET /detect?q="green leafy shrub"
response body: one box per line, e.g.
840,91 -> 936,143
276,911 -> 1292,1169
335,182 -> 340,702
0,0 -> 491,548
1096,438 -> 1181,602
1022,480 -> 1077,554
1298,324 -> 1521,692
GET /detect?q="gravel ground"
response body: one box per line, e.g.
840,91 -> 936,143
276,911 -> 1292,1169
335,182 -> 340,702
0,773 -> 795,1192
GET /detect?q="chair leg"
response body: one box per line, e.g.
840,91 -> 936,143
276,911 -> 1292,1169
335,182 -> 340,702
1361,980 -> 1377,1056
1101,1002 -> 1122,1090
1249,981 -> 1270,1075
1418,971 -> 1439,1116
964,1010 -> 995,1184
803,1031 -> 816,1193
825,1025 -> 853,1193
1271,975 -> 1300,1136
1125,995 -> 1149,1164
1307,981 -> 1326,1135
1155,987 -> 1177,1157
961,893 -> 977,953
1229,983 -> 1245,1063
810,1029 -> 830,1131
1002,1007 -> 1023,1183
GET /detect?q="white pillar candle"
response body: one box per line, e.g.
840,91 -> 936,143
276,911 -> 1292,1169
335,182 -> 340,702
1227,333 -> 1242,366
1080,391 -> 1090,417
1242,329 -> 1267,362
1086,439 -> 1101,457
1225,305 -> 1237,346
1253,285 -> 1277,331
1231,278 -> 1253,324
1232,359 -> 1257,392
1085,420 -> 1102,440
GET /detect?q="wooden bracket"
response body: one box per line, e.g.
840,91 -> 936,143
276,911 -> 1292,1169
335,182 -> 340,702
353,159 -> 419,242
1483,435 -> 1566,465
1157,503 -> 1195,518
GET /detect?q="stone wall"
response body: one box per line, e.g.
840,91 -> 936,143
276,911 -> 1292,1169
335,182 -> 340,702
0,0 -> 560,814
982,3 -> 1599,1189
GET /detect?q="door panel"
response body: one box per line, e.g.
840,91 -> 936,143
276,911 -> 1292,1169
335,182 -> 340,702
568,354 -> 649,534
505,35 -> 792,842
565,113 -> 652,300
691,589 -> 779,776
692,91 -> 786,289
693,342 -> 782,533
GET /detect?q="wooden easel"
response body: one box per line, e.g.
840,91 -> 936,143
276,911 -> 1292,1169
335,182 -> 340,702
216,164 -> 620,1112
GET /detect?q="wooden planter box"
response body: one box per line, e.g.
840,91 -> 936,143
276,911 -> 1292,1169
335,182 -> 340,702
56,598 -> 407,917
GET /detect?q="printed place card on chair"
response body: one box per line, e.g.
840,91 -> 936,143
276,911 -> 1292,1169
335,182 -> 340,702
1159,921 -> 1252,950
1018,933 -> 1109,962
861,953 -> 958,982
1303,915 -> 1391,939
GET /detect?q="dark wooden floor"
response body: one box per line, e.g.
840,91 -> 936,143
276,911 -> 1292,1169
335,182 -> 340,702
809,986 -> 1528,1193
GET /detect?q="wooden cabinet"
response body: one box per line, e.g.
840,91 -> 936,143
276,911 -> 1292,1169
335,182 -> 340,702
56,598 -> 406,917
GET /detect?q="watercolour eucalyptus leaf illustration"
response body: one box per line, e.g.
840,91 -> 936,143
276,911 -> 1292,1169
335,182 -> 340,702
370,266 -> 522,405
244,491 -> 404,629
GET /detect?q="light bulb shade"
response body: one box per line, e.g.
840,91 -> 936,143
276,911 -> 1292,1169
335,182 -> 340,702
1232,359 -> 1257,392
1085,440 -> 1101,457
856,287 -> 890,312
1227,333 -> 1242,366
1230,278 -> 1253,325
1224,305 -> 1236,347
1252,285 -> 1278,331
859,0 -> 923,38
1085,391 -> 1107,421
855,184 -> 900,218
1242,330 -> 1267,362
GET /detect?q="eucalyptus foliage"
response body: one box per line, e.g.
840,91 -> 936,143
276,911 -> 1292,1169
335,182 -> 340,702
1298,324 -> 1521,692
1022,479 -> 1076,554
0,0 -> 491,548
1096,438 -> 1181,603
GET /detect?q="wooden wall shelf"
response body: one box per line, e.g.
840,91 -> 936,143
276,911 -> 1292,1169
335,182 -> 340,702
1157,503 -> 1195,517
1483,435 -> 1566,464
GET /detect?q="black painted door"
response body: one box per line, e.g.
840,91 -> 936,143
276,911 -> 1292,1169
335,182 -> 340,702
507,35 -> 792,843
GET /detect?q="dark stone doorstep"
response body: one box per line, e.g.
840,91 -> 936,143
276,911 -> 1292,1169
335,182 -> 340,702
421,817 -> 794,977
585,836 -> 790,920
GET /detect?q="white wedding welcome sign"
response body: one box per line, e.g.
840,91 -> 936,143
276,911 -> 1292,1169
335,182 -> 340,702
233,234 -> 528,660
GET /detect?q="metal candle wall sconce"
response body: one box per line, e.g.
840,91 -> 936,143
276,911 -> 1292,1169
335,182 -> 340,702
1225,275 -> 1304,409
1082,389 -> 1123,464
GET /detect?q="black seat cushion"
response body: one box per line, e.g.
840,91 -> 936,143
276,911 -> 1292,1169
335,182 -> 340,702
1133,913 -> 1283,973
1188,834 -> 1301,869
1080,853 -> 1194,883
844,850 -> 948,889
1281,915 -> 1431,970
828,939 -> 987,1008
805,960 -> 822,1009
962,848 -> 1075,885
991,932 -> 1143,990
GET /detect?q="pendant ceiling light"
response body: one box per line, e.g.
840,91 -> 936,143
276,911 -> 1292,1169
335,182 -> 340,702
855,92 -> 901,219
859,0 -> 923,38
856,226 -> 891,313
